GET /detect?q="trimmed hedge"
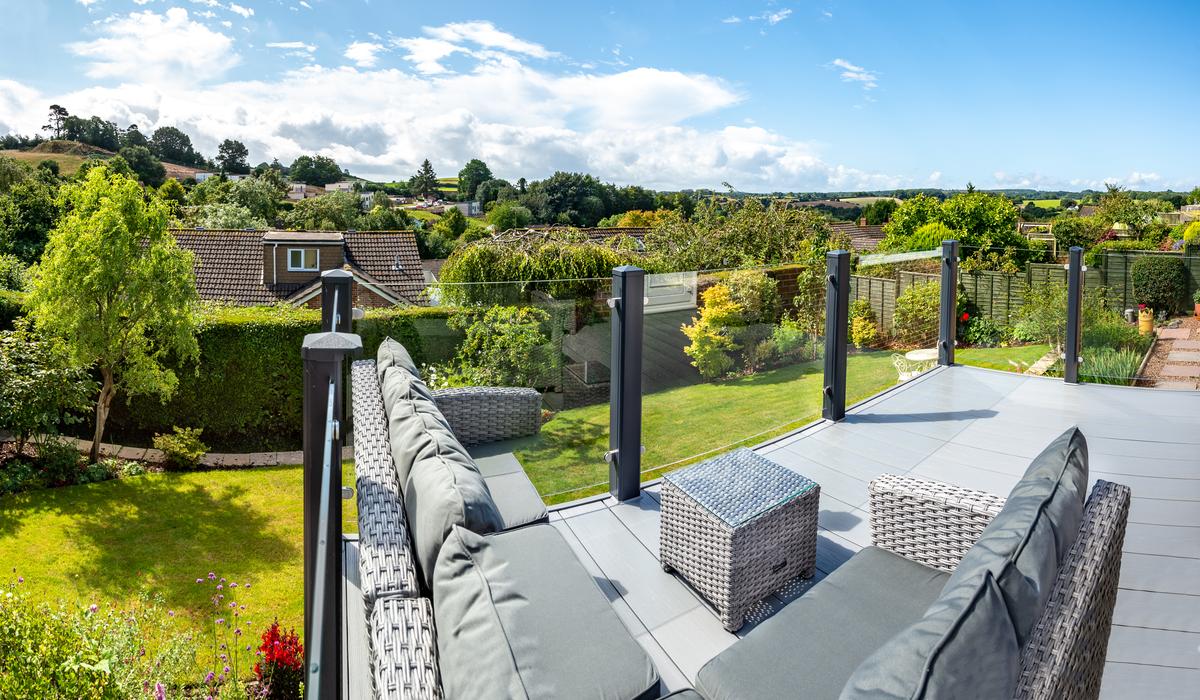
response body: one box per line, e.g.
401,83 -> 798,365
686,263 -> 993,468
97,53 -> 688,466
109,304 -> 463,449
1130,255 -> 1188,314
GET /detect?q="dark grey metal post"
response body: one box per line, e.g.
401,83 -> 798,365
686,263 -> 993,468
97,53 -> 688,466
938,240 -> 960,366
822,250 -> 850,422
301,331 -> 361,699
1064,246 -> 1084,384
321,269 -> 353,333
608,265 -> 644,501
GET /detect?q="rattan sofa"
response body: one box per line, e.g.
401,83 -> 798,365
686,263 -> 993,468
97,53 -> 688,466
351,340 -> 660,700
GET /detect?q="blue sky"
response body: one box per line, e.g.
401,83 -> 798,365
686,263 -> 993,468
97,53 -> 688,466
1,0 -> 1197,192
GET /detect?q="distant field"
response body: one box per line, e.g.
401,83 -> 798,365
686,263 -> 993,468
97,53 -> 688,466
1,149 -> 95,176
841,196 -> 901,205
405,209 -> 441,222
1021,199 -> 1063,209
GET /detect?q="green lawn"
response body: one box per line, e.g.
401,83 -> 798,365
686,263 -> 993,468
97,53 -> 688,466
1020,199 -> 1063,209
957,343 -> 1051,371
0,462 -> 356,645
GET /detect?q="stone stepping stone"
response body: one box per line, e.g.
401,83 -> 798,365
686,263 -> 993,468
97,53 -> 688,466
1174,340 -> 1200,350
1167,350 -> 1200,363
1162,364 -> 1200,378
1158,328 -> 1192,340
1155,381 -> 1199,391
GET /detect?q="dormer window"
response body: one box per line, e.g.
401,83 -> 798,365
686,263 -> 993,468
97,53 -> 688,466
288,248 -> 319,272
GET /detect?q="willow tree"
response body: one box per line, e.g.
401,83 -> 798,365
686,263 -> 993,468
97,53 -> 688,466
28,166 -> 199,462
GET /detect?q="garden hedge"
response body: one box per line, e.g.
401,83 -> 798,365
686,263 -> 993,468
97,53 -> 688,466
1130,255 -> 1189,314
108,304 -> 464,449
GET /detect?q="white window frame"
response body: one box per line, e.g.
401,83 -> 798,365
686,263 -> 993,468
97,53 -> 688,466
288,248 -> 319,272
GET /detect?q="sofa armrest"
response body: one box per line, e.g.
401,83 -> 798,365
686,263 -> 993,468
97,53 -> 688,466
430,386 -> 542,447
869,474 -> 1006,573
370,596 -> 443,700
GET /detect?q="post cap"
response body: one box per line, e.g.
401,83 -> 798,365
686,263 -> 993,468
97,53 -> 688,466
301,331 -> 362,360
612,265 -> 645,276
321,269 -> 353,281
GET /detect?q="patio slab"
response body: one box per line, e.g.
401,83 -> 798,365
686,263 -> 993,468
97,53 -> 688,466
1162,364 -> 1200,378
1173,340 -> 1200,350
1157,328 -> 1192,339
1166,350 -> 1200,363
116,446 -> 147,461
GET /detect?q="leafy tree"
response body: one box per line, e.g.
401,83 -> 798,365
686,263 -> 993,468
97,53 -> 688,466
228,176 -> 284,221
1051,215 -> 1103,250
77,155 -> 133,180
370,191 -> 393,210
861,198 -> 898,225
597,209 -> 671,228
1096,184 -> 1155,237
1187,187 -> 1200,205
0,254 -> 26,291
457,159 -> 493,200
117,145 -> 166,188
445,305 -> 551,387
416,228 -> 457,259
37,160 -> 59,177
187,203 -> 267,230
150,126 -> 203,166
520,171 -> 614,226
27,167 -> 199,462
121,124 -> 149,148
216,139 -> 250,174
0,155 -> 29,192
43,105 -> 69,139
408,159 -> 439,199
434,206 -> 469,239
0,178 -> 59,263
158,178 -> 187,211
879,193 -> 943,242
285,191 -> 361,230
186,174 -> 233,206
358,205 -> 410,231
288,155 -> 343,187
476,178 -> 516,206
0,324 -> 95,454
646,198 -> 830,270
486,201 -> 532,231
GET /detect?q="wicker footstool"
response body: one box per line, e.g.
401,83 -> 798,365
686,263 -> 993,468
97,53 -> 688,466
660,448 -> 820,632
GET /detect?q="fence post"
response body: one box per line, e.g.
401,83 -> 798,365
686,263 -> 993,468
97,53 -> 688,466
321,269 -> 354,333
608,265 -> 644,501
1064,246 -> 1084,384
301,330 -> 361,699
823,250 -> 850,421
938,240 -> 959,366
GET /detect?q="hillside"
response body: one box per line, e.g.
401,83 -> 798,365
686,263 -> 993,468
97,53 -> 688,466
2,140 -> 206,180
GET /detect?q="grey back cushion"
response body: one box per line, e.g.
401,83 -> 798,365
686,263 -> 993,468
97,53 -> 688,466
842,427 -> 1089,699
433,525 -> 660,699
376,336 -> 419,382
379,366 -> 503,589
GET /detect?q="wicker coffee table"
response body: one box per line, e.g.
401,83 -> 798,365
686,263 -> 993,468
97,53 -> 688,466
659,448 -> 819,632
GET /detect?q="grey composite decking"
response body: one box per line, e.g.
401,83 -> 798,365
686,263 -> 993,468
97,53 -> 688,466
551,365 -> 1200,699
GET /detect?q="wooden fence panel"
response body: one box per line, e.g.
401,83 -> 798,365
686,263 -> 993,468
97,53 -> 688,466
850,275 -> 897,330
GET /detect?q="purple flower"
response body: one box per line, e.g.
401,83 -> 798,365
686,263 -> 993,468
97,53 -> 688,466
204,671 -> 215,683
88,603 -> 98,613
167,610 -> 174,617
16,577 -> 22,583
230,582 -> 238,588
216,618 -> 225,625
243,583 -> 251,589
208,572 -> 216,580
223,665 -> 230,674
216,584 -> 223,591
154,682 -> 166,700
196,578 -> 203,584
235,628 -> 242,636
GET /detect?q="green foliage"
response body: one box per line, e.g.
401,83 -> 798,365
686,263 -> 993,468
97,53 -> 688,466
0,582 -> 196,699
1051,214 -> 1104,250
682,284 -> 742,379
1095,184 -> 1160,237
1182,221 -> 1200,246
288,154 -> 343,187
415,226 -> 457,259
284,191 -> 361,230
114,304 -> 459,447
880,192 -> 1028,268
861,198 -> 898,225
1084,238 -> 1157,266
487,201 -> 533,231
849,299 -> 880,349
0,290 -> 24,330
185,202 -> 267,230
961,317 -> 1007,347
879,193 -> 943,241
771,317 -> 814,358
435,206 -> 468,239
1083,319 -> 1149,355
358,205 -> 410,231
216,139 -> 250,174
1130,255 -> 1188,313
27,166 -> 200,460
408,159 -> 439,198
116,145 -> 165,188
476,178 -> 516,206
157,178 -> 186,209
1079,348 -> 1143,386
443,305 -> 551,387
153,426 -> 208,470
0,325 -> 95,452
682,271 -> 781,378
457,159 -> 493,200
0,176 -> 60,263
150,125 -> 205,166
909,221 -> 958,251
35,437 -> 84,487
723,269 -> 780,324
0,253 -> 26,291
893,281 -> 940,345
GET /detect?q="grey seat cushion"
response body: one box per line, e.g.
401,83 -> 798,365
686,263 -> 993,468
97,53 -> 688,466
475,452 -> 549,528
376,336 -> 419,381
695,546 -> 949,700
380,366 -> 504,590
841,427 -> 1089,699
433,524 -> 660,700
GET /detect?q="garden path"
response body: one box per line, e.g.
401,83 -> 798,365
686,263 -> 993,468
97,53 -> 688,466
1144,316 -> 1200,390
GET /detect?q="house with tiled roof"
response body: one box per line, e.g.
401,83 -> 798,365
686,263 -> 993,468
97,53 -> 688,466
829,220 -> 886,251
171,229 -> 425,308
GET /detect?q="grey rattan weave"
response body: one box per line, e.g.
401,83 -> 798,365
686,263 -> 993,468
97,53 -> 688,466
1014,480 -> 1130,700
351,360 -> 420,612
430,386 -> 541,447
868,473 -> 1007,572
370,596 -> 442,700
660,449 -> 820,632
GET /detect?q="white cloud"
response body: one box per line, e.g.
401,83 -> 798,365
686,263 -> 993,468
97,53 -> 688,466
751,8 -> 793,25
721,16 -> 742,24
133,0 -> 156,5
928,171 -> 942,184
344,41 -> 385,68
299,1 -> 312,8
67,8 -> 238,84
829,58 -> 879,90
228,3 -> 253,18
76,0 -> 100,6
9,21 -> 902,191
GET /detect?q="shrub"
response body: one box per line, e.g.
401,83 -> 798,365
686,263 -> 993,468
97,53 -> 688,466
0,581 -> 194,698
1184,221 -> 1200,246
771,317 -> 812,358
0,325 -> 95,453
1130,255 -> 1188,314
153,426 -> 208,470
255,620 -> 305,700
893,281 -> 941,346
682,284 -> 742,378
1051,215 -> 1103,250
0,459 -> 41,495
1084,239 -> 1156,266
1083,320 -> 1149,354
722,269 -> 780,324
0,290 -> 23,330
36,437 -> 82,487
961,317 -> 1007,347
445,305 -> 552,387
1080,348 -> 1143,386
0,253 -> 26,291
77,461 -> 112,484
849,299 -> 880,349
908,222 -> 958,252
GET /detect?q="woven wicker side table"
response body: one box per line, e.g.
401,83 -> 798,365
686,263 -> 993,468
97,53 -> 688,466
660,448 -> 820,632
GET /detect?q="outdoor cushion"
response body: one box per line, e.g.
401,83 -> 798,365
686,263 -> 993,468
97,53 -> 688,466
840,427 -> 1089,699
379,366 -> 504,589
433,524 -> 660,700
376,336 -> 419,381
695,546 -> 949,700
475,452 -> 549,528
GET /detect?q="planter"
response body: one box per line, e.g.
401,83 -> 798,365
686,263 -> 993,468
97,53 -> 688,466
1138,309 -> 1154,336
1194,302 -> 1200,319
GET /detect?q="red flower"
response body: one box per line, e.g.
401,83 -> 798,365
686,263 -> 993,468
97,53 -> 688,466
1138,304 -> 1146,310
960,312 -> 969,322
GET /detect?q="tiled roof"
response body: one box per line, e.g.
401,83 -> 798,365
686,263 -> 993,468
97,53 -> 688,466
829,222 -> 887,251
170,229 -> 425,306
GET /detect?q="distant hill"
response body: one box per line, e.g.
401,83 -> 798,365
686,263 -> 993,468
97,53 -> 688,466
1,140 -> 207,181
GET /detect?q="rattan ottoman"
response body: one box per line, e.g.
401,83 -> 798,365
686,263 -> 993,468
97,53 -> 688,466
659,448 -> 820,632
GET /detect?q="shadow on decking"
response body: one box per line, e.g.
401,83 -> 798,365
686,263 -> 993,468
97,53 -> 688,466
843,408 -> 997,424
